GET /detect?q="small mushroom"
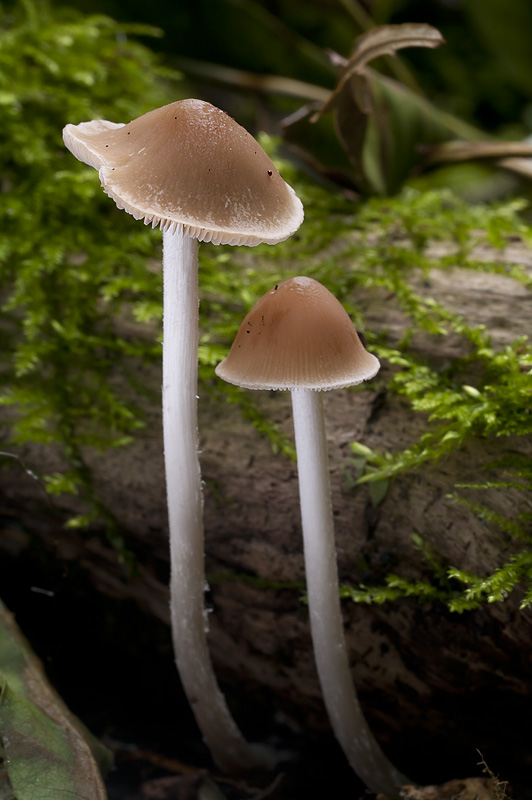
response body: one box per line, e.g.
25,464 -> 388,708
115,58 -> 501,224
63,100 -> 304,772
215,276 -> 408,795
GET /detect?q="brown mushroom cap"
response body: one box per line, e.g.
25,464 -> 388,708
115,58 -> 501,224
215,276 -> 380,391
62,99 -> 304,246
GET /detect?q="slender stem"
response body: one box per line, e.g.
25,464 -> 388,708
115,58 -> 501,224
163,228 -> 267,773
290,388 -> 408,796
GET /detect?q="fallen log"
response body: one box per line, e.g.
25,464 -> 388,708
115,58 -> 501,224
1,236 -> 532,797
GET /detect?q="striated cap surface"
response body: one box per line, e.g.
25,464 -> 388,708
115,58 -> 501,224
215,276 -> 380,391
62,99 -> 304,246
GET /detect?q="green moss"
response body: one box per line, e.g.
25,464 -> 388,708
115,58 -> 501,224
0,0 -> 178,551
327,190 -> 532,612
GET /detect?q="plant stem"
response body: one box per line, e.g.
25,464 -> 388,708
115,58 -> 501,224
290,388 -> 407,796
163,228 -> 266,773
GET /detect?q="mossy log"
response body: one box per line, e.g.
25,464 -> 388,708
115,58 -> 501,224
1,237 -> 532,797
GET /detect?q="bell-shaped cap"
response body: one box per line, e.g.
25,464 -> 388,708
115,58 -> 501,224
62,99 -> 304,246
215,276 -> 380,391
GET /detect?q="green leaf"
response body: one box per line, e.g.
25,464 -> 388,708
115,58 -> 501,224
358,71 -> 473,195
368,477 -> 390,507
349,442 -> 374,458
462,385 -> 482,399
0,599 -> 111,800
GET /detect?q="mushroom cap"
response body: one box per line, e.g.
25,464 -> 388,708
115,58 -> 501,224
215,276 -> 380,391
62,99 -> 304,246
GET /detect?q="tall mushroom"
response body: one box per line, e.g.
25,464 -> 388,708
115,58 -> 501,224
215,276 -> 408,795
62,99 -> 304,772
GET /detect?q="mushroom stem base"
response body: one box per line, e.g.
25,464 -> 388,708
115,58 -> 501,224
291,388 -> 408,796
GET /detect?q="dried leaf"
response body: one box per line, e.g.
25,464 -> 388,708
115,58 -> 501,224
302,23 -> 446,193
332,73 -> 372,187
496,156 -> 532,179
0,599 -> 111,800
311,23 -> 444,121
424,139 -> 532,165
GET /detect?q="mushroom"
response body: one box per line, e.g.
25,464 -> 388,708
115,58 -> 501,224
215,276 -> 408,795
62,99 -> 304,772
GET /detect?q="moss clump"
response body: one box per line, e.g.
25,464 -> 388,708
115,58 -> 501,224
0,0 -> 179,543
318,190 -> 532,612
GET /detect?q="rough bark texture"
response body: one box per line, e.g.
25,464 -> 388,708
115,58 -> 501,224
1,239 -> 532,797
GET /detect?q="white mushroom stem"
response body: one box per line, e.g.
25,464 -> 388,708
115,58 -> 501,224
290,388 -> 408,796
163,228 -> 268,773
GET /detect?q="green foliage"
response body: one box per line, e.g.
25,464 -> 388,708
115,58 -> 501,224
371,0 -> 532,137
0,598 -> 111,799
340,533 -> 457,607
0,0 -> 178,541
332,189 -> 532,612
448,551 -> 532,612
286,22 -> 479,196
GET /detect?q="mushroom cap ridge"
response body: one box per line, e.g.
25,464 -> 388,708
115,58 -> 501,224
215,276 -> 380,391
62,99 -> 304,247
